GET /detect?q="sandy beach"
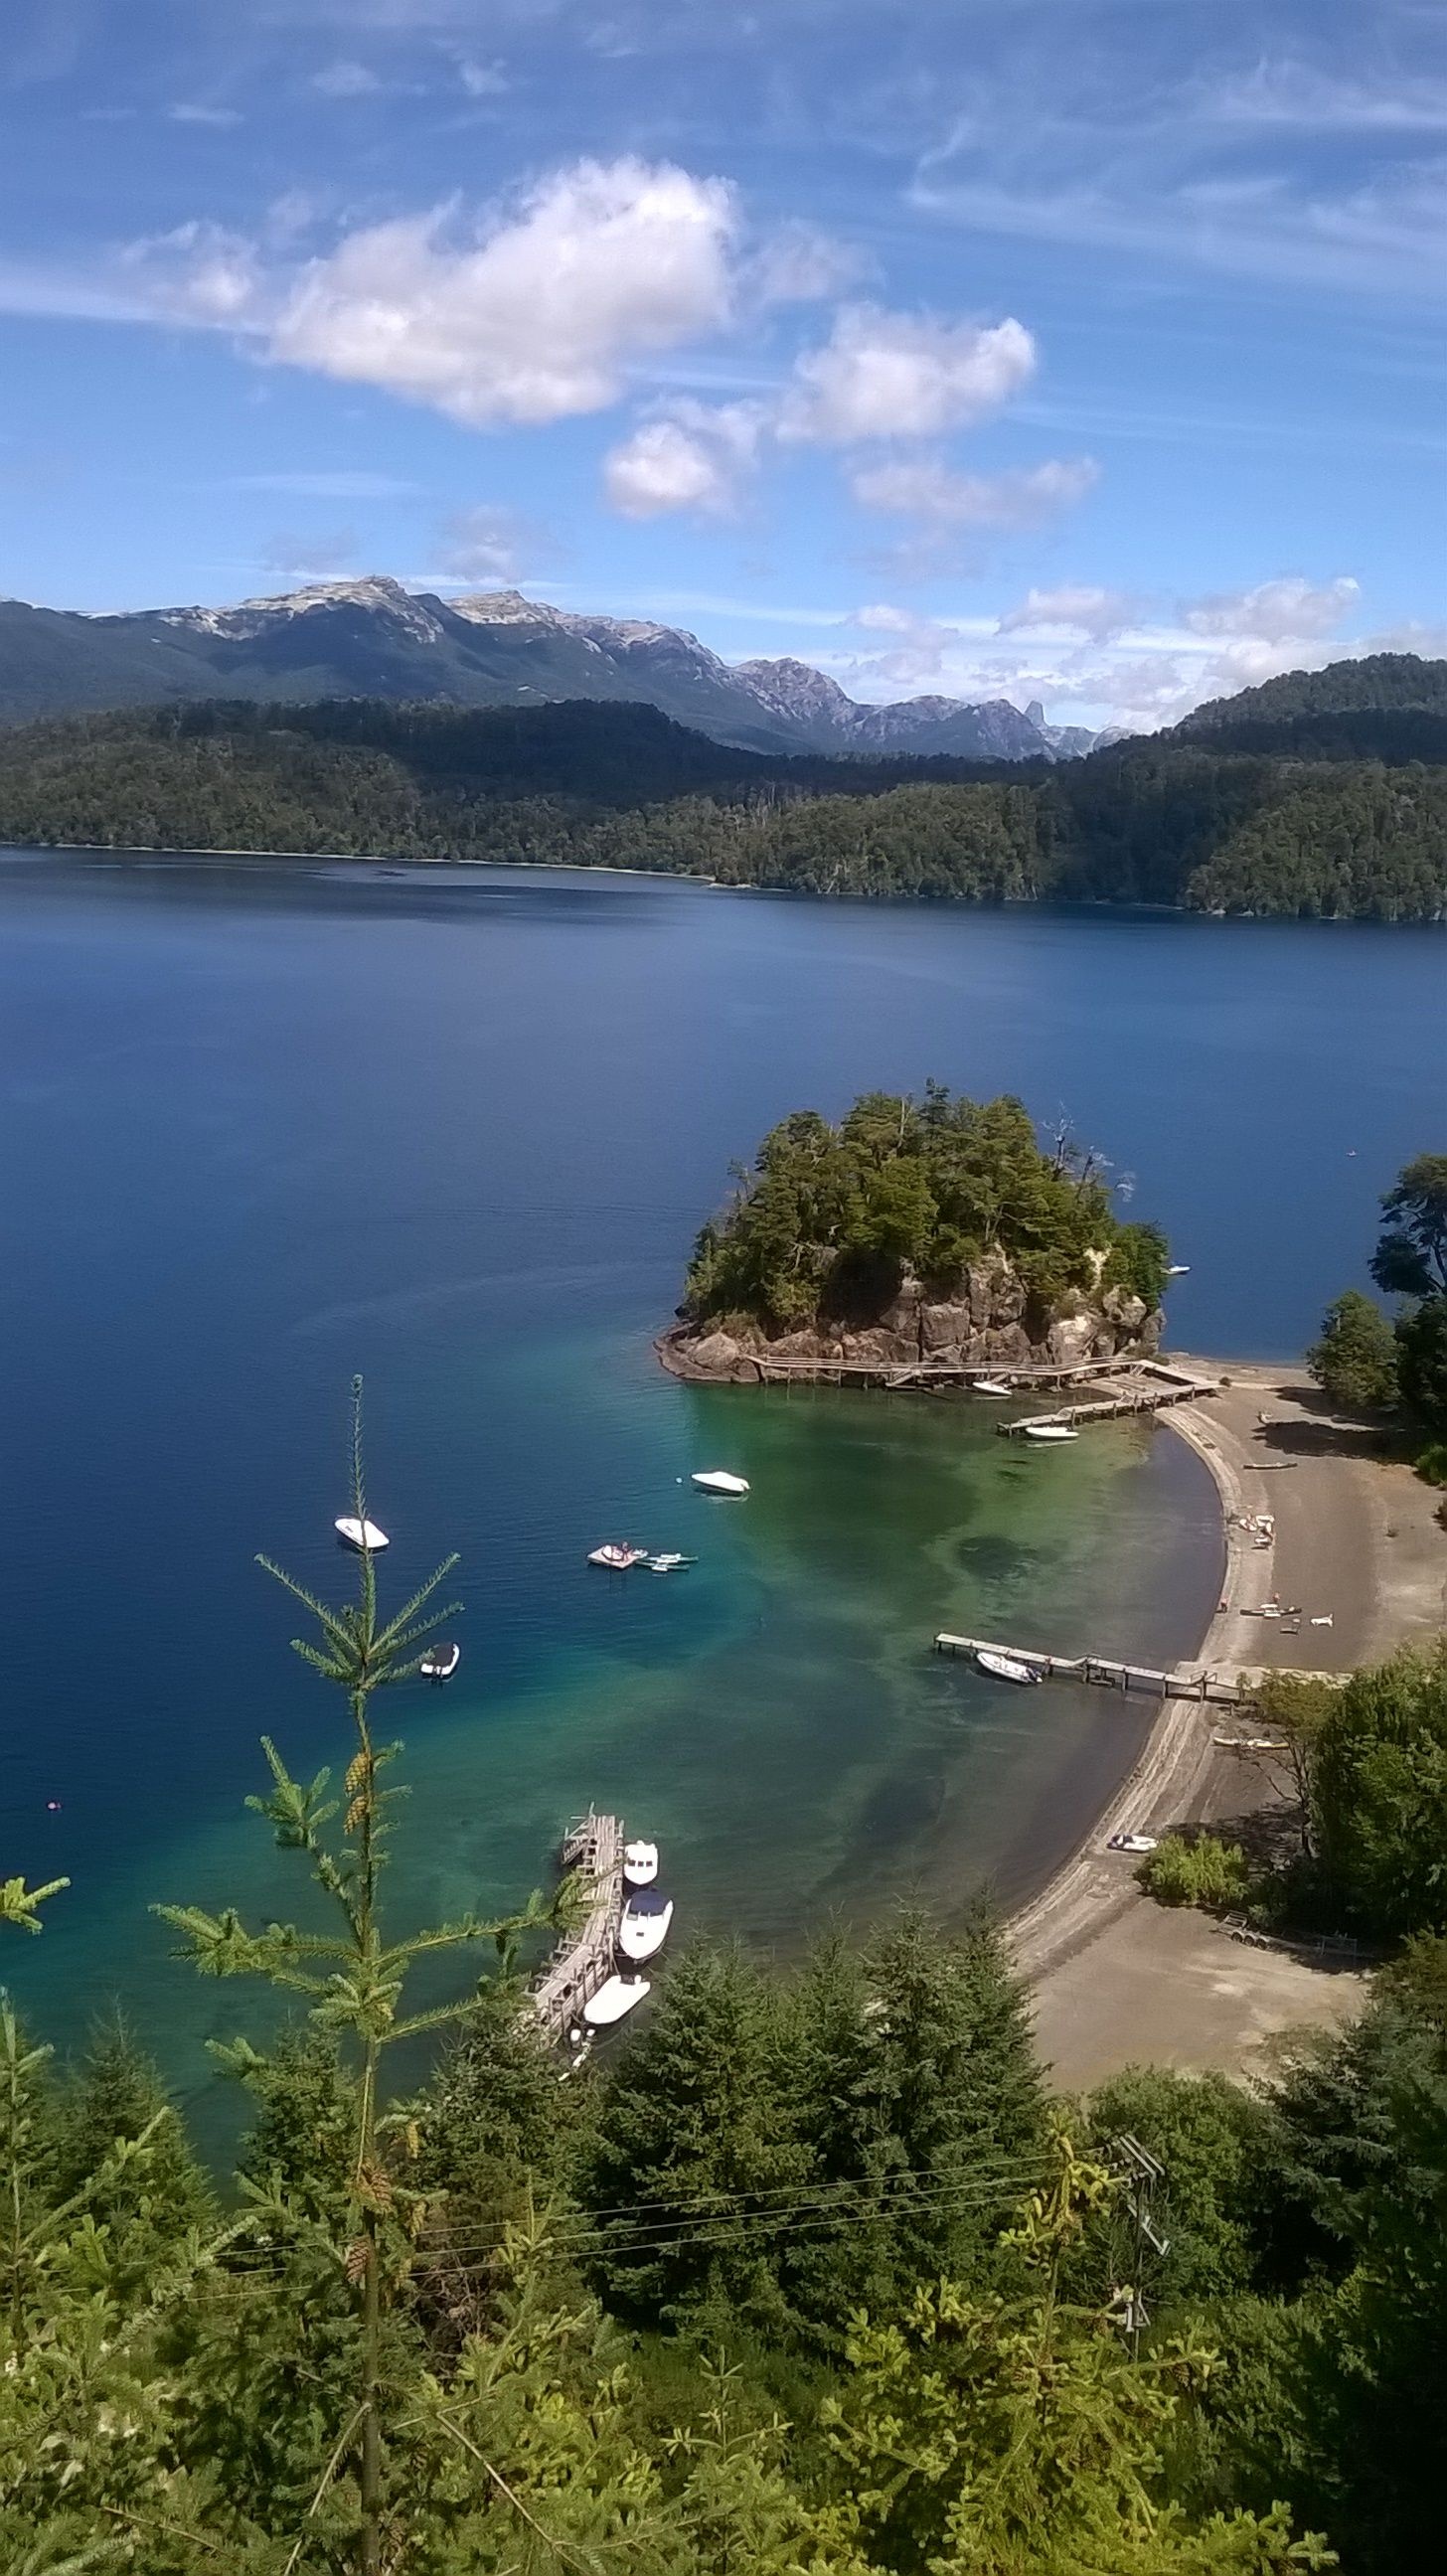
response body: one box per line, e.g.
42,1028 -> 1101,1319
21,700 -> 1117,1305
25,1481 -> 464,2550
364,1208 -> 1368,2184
1015,1360 -> 1447,2090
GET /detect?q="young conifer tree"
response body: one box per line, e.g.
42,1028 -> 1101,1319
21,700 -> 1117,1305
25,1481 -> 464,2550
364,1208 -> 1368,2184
156,1377 -> 554,2576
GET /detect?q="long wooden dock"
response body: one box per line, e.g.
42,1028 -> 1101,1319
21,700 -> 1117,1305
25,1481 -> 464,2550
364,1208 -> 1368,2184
934,1631 -> 1247,1705
1000,1365 -> 1218,1437
529,1809 -> 625,2039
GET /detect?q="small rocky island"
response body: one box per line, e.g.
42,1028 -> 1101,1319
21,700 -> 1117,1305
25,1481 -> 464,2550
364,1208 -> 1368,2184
660,1086 -> 1170,1381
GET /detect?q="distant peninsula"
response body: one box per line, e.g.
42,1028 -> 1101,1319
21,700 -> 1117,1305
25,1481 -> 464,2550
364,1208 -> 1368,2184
0,650 -> 1444,920
659,1087 -> 1169,1379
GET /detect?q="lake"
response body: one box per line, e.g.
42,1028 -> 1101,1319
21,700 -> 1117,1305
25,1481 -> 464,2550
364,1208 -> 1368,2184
0,852 -> 1440,2106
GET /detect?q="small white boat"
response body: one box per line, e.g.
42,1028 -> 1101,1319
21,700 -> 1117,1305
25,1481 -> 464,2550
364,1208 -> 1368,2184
618,1889 -> 674,1962
975,1648 -> 1040,1688
582,1972 -> 651,2028
691,1469 -> 749,1497
419,1641 -> 460,1683
587,1542 -> 649,1569
647,1551 -> 696,1573
1021,1423 -> 1078,1444
622,1838 -> 659,1888
1167,1264 -> 1192,1278
335,1516 -> 390,1551
973,1378 -> 1012,1398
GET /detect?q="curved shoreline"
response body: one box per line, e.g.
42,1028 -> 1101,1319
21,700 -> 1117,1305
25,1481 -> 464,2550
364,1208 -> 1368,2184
1007,1383 -> 1246,1979
1014,1358 -> 1446,2070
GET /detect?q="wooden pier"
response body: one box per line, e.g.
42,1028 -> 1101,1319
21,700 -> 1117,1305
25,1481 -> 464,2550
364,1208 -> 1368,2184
529,1809 -> 625,2039
1000,1365 -> 1219,1437
934,1631 -> 1247,1706
742,1353 -> 1153,1391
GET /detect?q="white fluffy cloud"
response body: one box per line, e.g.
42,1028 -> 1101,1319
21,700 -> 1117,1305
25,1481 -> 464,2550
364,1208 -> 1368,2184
269,159 -> 740,427
1182,574 -> 1360,642
603,400 -> 763,519
850,454 -> 1097,531
779,305 -> 1036,443
997,584 -> 1137,640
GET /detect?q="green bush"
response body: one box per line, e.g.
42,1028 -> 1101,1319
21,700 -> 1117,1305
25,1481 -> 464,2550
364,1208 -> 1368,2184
1139,1832 -> 1250,1910
1413,1441 -> 1447,1487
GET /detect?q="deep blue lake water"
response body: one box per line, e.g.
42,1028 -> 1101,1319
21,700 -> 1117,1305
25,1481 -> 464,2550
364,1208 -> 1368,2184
0,851 -> 1440,2109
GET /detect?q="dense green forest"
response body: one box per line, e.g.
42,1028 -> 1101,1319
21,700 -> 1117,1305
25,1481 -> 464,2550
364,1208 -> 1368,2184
0,683 -> 1443,917
683,1086 -> 1169,1332
4,1400 -> 1447,2572
1175,653 -> 1447,762
1309,1154 -> 1447,1458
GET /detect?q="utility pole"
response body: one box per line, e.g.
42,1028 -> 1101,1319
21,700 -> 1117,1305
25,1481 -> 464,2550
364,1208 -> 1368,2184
1107,2132 -> 1169,2357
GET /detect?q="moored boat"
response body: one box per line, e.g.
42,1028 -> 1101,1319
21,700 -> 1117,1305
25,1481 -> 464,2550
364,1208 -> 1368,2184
691,1469 -> 749,1497
972,1378 -> 1011,1397
647,1551 -> 696,1573
335,1516 -> 390,1550
975,1648 -> 1040,1687
587,1542 -> 649,1569
582,1972 -> 651,2028
419,1641 -> 460,1683
622,1838 -> 659,1887
618,1889 -> 674,1962
1021,1423 -> 1078,1444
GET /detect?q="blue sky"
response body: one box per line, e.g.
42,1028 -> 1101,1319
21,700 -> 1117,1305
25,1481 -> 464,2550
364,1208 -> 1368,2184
1,0 -> 1443,724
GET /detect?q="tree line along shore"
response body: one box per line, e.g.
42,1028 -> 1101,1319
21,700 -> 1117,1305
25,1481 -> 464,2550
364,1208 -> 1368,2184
0,648 -> 1444,918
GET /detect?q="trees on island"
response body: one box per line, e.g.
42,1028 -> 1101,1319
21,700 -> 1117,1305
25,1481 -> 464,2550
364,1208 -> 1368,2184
683,1085 -> 1170,1335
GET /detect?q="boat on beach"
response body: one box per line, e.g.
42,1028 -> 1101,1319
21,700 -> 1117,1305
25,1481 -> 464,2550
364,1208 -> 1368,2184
419,1641 -> 460,1683
622,1838 -> 659,1887
335,1516 -> 390,1551
582,1972 -> 651,2028
587,1542 -> 649,1569
1021,1423 -> 1079,1444
692,1469 -> 749,1497
975,1647 -> 1041,1687
618,1888 -> 674,1962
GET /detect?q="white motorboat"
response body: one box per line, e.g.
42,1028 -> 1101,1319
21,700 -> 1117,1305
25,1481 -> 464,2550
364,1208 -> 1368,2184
1167,1264 -> 1192,1277
419,1641 -> 460,1683
618,1889 -> 674,1962
691,1469 -> 749,1497
582,1972 -> 651,2028
647,1551 -> 696,1573
1021,1423 -> 1078,1444
587,1542 -> 649,1569
975,1648 -> 1040,1688
622,1838 -> 659,1888
335,1516 -> 390,1551
973,1378 -> 1011,1397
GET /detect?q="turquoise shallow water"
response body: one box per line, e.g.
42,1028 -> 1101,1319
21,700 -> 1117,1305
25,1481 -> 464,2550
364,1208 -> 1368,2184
0,853 -> 1436,2107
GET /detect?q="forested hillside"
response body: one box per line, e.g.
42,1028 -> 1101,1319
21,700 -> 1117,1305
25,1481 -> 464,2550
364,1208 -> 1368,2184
1175,652 -> 1447,760
1,687 -> 1443,917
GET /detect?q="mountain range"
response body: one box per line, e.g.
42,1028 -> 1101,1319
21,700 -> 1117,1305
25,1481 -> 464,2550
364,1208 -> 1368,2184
0,576 -> 1101,760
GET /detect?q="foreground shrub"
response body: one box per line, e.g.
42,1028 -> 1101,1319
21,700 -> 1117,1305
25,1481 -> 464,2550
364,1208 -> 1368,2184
1139,1833 -> 1250,1910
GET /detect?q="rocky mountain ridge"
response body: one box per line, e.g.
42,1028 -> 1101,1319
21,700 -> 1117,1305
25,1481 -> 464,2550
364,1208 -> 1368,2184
0,576 -> 1100,759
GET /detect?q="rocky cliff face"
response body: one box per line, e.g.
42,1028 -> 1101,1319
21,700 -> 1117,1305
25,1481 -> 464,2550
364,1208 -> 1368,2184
661,1251 -> 1161,1380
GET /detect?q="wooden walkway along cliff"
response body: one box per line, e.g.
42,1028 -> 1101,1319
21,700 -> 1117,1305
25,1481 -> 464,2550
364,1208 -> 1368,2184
741,1353 -> 1153,1391
1000,1365 -> 1220,1437
934,1632 -> 1248,1706
529,1809 -> 625,2039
